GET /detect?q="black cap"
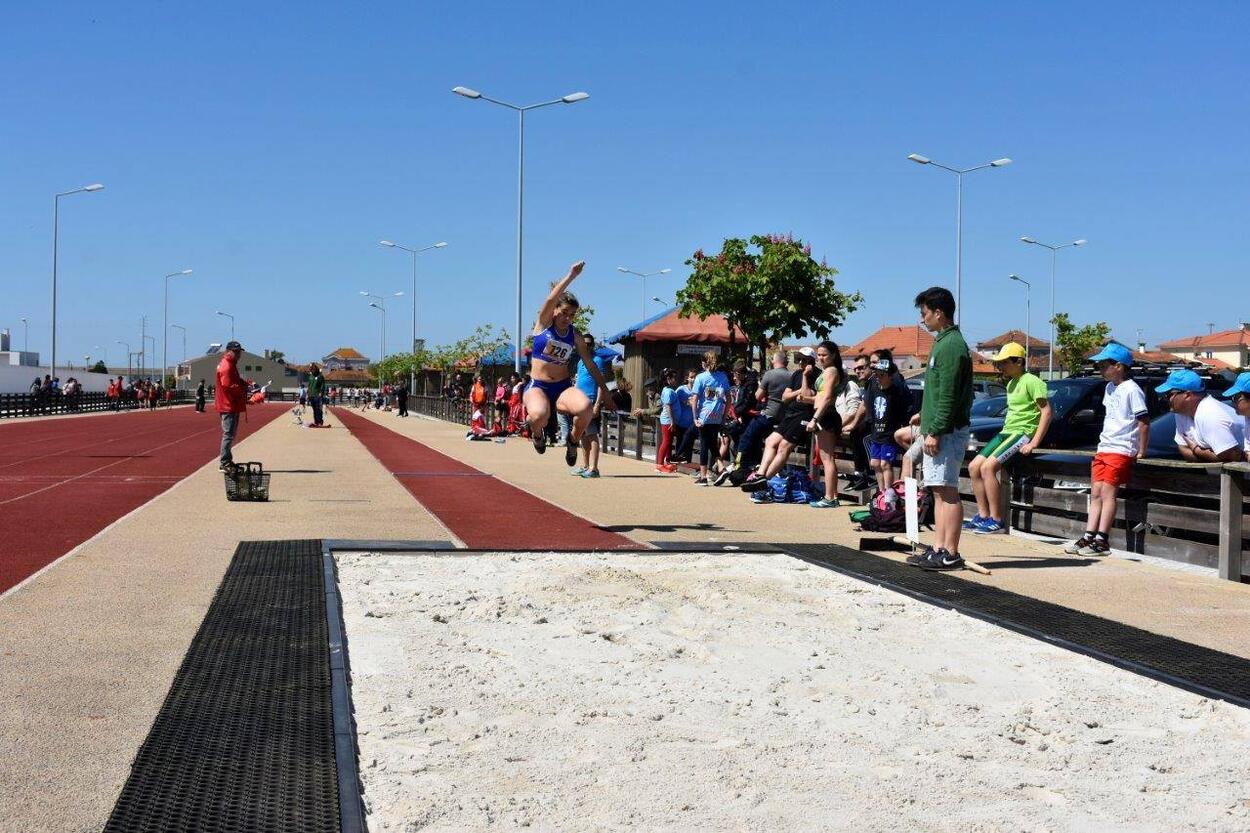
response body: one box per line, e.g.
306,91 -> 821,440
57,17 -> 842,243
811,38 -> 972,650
225,340 -> 243,352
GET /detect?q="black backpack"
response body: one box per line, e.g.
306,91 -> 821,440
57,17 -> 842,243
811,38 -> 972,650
861,482 -> 934,532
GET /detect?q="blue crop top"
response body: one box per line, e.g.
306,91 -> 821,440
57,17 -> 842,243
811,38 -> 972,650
532,323 -> 577,367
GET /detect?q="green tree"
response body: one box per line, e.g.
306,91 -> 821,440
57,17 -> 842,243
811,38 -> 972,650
1051,312 -> 1112,377
89,360 -> 108,374
675,234 -> 862,368
268,350 -> 286,363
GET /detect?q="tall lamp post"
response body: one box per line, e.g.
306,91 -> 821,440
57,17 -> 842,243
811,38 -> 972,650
170,324 -> 187,385
361,291 -> 403,363
51,183 -> 104,382
162,269 -> 193,387
19,317 -> 29,353
1008,274 -> 1032,369
116,340 -> 131,378
452,85 -> 590,372
379,239 -> 447,390
617,266 -> 672,323
367,302 -> 386,382
906,154 -> 1010,323
216,310 -> 235,342
1020,237 -> 1087,378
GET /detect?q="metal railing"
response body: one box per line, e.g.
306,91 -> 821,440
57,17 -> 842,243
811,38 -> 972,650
0,390 -> 193,419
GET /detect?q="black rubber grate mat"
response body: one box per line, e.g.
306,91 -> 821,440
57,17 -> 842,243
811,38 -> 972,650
780,543 -> 1250,709
104,539 -> 343,833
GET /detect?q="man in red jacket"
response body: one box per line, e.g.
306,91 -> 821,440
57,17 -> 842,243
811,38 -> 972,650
216,341 -> 248,471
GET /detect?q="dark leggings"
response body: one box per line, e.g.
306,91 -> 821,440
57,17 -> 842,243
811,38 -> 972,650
673,424 -> 696,461
698,424 -> 721,466
657,424 -> 673,466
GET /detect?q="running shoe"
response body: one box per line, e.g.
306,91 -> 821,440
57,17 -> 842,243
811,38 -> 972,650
739,473 -> 769,492
1078,538 -> 1110,556
1063,535 -> 1093,554
905,545 -> 935,566
219,462 -> 235,473
962,514 -> 985,530
532,433 -> 546,454
565,438 -> 579,466
581,469 -> 600,479
570,466 -> 586,476
712,467 -> 735,487
809,497 -> 840,508
750,491 -> 774,504
694,477 -> 710,486
974,519 -> 1006,535
918,548 -> 965,571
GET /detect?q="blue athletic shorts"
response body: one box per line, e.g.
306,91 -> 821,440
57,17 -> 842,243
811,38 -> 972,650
525,377 -> 573,402
869,440 -> 900,464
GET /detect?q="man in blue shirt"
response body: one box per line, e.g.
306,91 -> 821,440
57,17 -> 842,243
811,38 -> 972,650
565,334 -> 618,478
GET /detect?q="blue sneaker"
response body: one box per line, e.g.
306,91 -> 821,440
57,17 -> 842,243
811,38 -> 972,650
974,519 -> 1006,535
808,497 -> 840,508
750,491 -> 774,504
569,467 -> 586,476
580,469 -> 600,479
962,514 -> 985,530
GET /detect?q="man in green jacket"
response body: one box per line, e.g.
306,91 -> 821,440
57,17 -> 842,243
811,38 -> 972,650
307,363 -> 326,426
911,287 -> 973,571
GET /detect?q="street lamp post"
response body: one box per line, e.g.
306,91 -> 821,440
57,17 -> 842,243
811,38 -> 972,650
216,311 -> 235,342
651,296 -> 670,308
380,239 -> 447,390
1008,274 -> 1032,369
19,317 -> 29,353
162,270 -> 193,388
367,302 -> 386,381
1020,237 -> 1087,377
170,324 -> 187,385
361,291 -> 403,364
50,183 -> 104,382
617,266 -> 672,323
116,340 -> 131,378
906,155 -> 1010,323
452,85 -> 590,372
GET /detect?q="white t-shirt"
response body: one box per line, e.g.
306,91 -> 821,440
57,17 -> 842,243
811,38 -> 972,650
1173,396 -> 1245,455
1244,416 -> 1250,456
1097,379 -> 1148,456
835,379 -> 862,421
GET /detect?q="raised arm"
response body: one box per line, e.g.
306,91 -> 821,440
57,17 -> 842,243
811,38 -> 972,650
534,261 -> 585,333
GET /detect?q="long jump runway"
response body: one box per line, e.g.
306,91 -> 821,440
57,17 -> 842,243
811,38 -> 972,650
0,406 -> 284,593
334,408 -> 640,550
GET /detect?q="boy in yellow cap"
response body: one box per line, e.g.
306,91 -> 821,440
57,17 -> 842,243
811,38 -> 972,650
966,342 -> 1051,534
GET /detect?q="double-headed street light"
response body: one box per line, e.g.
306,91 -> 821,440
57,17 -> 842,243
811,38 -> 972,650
1020,237 -> 1087,377
907,154 -> 1010,323
163,269 -> 193,386
380,239 -> 447,390
51,183 -> 104,382
361,291 -> 403,362
452,84 -> 590,372
617,266 -> 672,323
216,310 -> 235,341
1008,275 -> 1032,368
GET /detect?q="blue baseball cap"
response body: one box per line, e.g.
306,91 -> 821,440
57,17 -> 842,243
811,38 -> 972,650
1155,369 -> 1204,394
1089,343 -> 1133,366
1224,371 -> 1250,398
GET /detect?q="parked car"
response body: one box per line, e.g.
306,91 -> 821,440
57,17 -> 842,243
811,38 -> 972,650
1035,411 -> 1182,464
906,378 -> 1005,413
971,395 -> 1007,419
968,375 -> 1174,450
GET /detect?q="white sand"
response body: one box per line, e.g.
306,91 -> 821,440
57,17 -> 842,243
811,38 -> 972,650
336,552 -> 1250,833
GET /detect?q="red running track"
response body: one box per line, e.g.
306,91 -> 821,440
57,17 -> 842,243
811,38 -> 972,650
335,408 -> 641,550
0,406 -> 286,593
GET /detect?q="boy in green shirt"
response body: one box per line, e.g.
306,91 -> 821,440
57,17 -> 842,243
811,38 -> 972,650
967,342 -> 1051,534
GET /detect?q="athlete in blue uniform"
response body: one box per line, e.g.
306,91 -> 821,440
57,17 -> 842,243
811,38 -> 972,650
525,261 -> 615,463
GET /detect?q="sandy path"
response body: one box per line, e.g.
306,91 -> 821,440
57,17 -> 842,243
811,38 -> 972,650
338,551 -> 1250,833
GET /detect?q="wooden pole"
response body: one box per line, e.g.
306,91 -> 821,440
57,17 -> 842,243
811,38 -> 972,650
1218,467 -> 1245,582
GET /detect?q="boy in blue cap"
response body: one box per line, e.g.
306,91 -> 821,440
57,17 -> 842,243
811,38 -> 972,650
1158,369 -> 1244,463
1064,343 -> 1149,556
1223,372 -> 1250,458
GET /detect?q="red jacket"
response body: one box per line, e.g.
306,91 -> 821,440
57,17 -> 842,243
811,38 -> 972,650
215,352 -> 248,414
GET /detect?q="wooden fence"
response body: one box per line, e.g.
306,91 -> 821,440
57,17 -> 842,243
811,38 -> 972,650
407,398 -> 1250,581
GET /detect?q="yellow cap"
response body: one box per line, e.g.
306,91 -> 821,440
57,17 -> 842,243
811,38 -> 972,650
991,342 -> 1027,362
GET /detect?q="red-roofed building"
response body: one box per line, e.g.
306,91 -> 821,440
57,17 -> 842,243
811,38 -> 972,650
1157,324 -> 1250,370
842,324 -> 1000,376
974,330 -> 1050,371
322,346 -> 371,372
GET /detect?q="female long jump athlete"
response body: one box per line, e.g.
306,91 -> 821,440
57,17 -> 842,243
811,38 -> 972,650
524,261 -> 616,464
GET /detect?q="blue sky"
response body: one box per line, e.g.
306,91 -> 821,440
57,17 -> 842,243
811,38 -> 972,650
2,1 -> 1247,370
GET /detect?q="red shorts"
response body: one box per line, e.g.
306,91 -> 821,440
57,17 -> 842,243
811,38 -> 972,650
1091,452 -> 1134,487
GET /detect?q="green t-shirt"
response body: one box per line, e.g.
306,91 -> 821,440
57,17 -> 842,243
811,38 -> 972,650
1003,372 -> 1047,435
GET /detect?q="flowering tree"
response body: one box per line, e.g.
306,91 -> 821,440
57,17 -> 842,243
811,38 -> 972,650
675,234 -> 861,368
1051,313 -> 1112,377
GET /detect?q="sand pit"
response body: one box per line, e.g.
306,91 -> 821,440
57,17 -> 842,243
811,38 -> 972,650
336,551 -> 1250,832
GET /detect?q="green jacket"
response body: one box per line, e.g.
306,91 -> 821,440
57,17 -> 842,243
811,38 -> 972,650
920,326 -> 972,436
307,373 -> 325,398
